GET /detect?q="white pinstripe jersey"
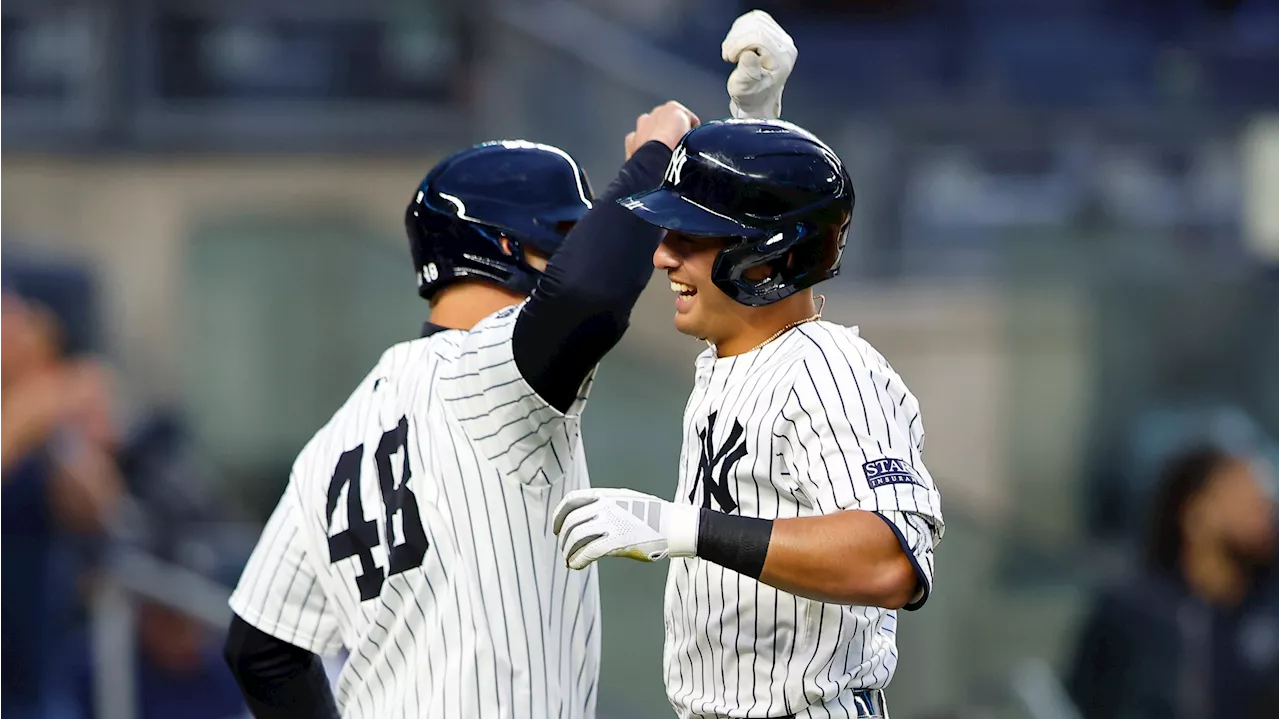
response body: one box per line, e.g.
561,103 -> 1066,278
229,302 -> 601,719
663,321 -> 944,719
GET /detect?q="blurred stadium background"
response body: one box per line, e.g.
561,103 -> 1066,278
2,1 -> 1276,718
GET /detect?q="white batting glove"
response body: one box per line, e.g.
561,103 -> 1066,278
721,9 -> 797,120
552,488 -> 701,570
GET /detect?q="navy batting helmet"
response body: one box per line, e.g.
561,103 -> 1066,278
405,140 -> 593,300
619,119 -> 853,306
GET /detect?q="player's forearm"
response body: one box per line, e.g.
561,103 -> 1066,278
762,510 -> 919,607
698,508 -> 919,608
513,141 -> 672,412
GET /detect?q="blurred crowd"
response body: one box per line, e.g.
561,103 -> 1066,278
2,262 -> 121,719
1,254 -> 249,719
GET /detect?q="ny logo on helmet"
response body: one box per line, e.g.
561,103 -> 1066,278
664,146 -> 689,186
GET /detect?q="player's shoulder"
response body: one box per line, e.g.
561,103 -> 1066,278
423,301 -> 529,368
456,300 -> 528,344
787,320 -> 911,390
295,337 -> 442,452
391,331 -> 463,366
787,320 -> 879,369
366,336 -> 450,388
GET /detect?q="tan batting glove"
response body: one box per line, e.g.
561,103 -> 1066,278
721,10 -> 798,120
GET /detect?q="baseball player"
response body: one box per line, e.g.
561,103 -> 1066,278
222,104 -> 699,718
552,12 -> 943,719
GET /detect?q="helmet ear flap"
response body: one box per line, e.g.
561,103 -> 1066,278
789,220 -> 845,283
711,225 -> 808,307
711,217 -> 848,307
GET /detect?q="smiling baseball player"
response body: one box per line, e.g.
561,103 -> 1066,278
552,11 -> 944,719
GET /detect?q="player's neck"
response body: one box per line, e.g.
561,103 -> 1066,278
427,282 -> 526,331
1181,537 -> 1248,607
713,291 -> 820,357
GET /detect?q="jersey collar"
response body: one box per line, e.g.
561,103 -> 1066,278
420,322 -> 452,338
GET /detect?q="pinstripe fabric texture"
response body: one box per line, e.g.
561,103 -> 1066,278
230,302 -> 601,718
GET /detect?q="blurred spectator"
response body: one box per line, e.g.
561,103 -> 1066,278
1066,445 -> 1278,719
4,259 -> 249,718
1,288 -> 125,719
67,410 -> 252,719
1092,402 -> 1278,543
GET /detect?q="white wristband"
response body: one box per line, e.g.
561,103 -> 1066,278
662,503 -> 701,558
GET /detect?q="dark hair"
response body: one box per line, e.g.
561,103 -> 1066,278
1144,445 -> 1234,576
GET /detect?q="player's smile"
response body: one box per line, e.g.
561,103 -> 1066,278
670,279 -> 697,312
655,230 -> 726,330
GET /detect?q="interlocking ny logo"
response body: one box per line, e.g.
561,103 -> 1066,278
664,145 -> 688,186
691,411 -> 748,513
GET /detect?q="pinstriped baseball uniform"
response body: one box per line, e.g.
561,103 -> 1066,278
229,302 -> 601,719
663,320 -> 943,719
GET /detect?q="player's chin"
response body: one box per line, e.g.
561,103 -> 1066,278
671,311 -> 703,338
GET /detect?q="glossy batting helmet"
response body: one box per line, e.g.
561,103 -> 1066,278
620,119 -> 853,306
405,140 -> 593,300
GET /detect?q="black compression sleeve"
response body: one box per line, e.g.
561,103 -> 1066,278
513,140 -> 673,413
223,614 -> 340,719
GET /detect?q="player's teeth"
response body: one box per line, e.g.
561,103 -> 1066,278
670,281 -> 695,294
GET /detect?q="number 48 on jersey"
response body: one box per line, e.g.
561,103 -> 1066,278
325,416 -> 428,601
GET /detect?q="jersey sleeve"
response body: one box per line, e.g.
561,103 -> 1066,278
438,301 -> 593,486
872,510 -> 937,610
776,354 -> 944,609
229,478 -> 343,656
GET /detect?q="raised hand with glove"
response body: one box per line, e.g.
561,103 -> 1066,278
721,9 -> 798,120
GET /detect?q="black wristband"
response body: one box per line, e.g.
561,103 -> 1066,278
696,509 -> 774,579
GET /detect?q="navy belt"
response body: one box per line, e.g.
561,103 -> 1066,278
776,688 -> 887,718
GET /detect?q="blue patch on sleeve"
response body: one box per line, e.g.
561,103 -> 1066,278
862,458 -> 923,489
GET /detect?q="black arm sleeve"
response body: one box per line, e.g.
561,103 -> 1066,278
513,140 -> 673,412
223,613 -> 340,719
